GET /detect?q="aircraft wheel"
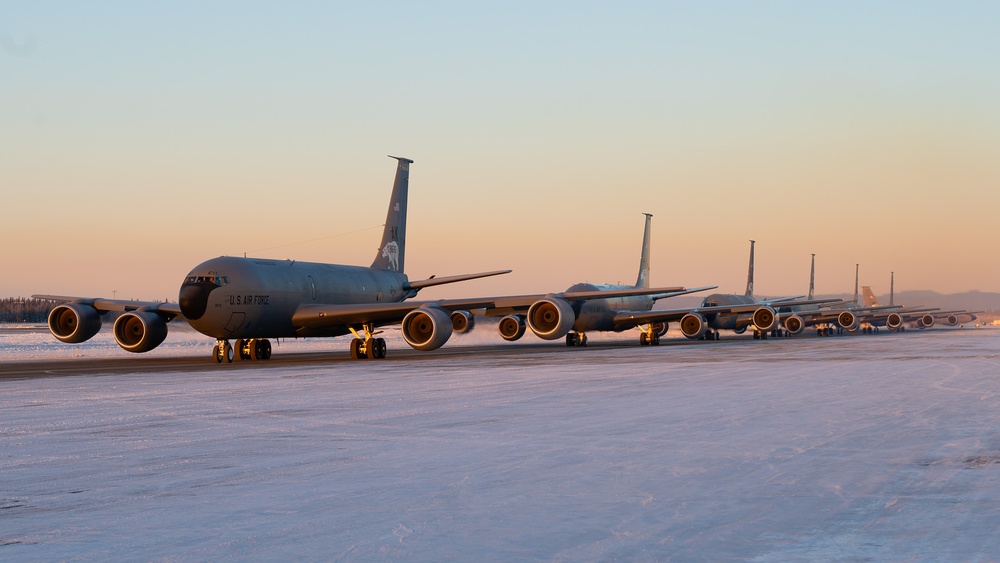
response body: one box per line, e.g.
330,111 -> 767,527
253,339 -> 268,360
579,334 -> 588,347
223,341 -> 234,363
640,333 -> 649,346
566,333 -> 577,347
350,338 -> 365,360
652,334 -> 660,346
374,338 -> 387,359
262,339 -> 272,359
213,344 -> 222,363
235,339 -> 247,359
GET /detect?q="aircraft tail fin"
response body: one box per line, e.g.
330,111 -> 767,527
745,240 -> 755,297
890,272 -> 895,306
635,213 -> 653,288
862,286 -> 879,307
853,264 -> 859,304
808,253 -> 815,300
370,156 -> 413,273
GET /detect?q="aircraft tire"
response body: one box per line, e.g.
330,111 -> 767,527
224,341 -> 234,363
213,344 -> 222,363
350,338 -> 364,360
640,333 -> 648,346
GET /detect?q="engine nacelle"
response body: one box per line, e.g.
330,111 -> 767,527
498,315 -> 526,341
450,310 -> 475,334
402,306 -> 454,351
680,312 -> 708,339
113,311 -> 169,353
917,314 -> 935,328
752,306 -> 779,332
838,311 -> 859,331
526,297 -> 576,340
886,313 -> 903,331
944,315 -> 959,326
783,314 -> 804,336
651,322 -> 668,337
48,303 -> 103,344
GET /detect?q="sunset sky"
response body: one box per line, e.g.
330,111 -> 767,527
3,2 -> 999,302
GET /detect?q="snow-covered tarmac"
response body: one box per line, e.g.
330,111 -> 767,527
2,328 -> 999,560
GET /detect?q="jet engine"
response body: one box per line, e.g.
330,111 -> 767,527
783,314 -> 804,336
113,311 -> 169,353
752,306 -> 779,332
498,315 -> 526,341
401,306 -> 453,351
944,315 -> 959,326
680,312 -> 708,339
917,314 -> 935,328
838,311 -> 859,331
526,297 -> 576,340
450,310 -> 475,334
886,313 -> 903,331
48,303 -> 103,344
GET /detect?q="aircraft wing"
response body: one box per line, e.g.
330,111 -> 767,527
648,286 -> 718,301
291,285 -> 701,335
31,294 -> 183,320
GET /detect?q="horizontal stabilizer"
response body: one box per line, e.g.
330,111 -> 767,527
404,270 -> 512,292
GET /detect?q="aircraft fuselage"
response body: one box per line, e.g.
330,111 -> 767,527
178,256 -> 409,340
567,282 -> 656,332
701,293 -> 757,330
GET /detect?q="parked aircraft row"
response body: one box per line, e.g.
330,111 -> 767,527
33,157 -> 979,363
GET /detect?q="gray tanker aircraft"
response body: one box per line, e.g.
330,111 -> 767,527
649,240 -> 839,341
472,213 -> 715,347
861,276 -> 979,330
774,261 -> 899,337
34,157 -> 697,362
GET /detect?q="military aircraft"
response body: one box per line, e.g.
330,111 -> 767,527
861,275 -> 979,330
35,157 -> 696,362
472,213 -> 715,347
651,241 -> 839,341
774,262 -> 901,337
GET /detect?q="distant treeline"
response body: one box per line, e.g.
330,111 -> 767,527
0,298 -> 59,323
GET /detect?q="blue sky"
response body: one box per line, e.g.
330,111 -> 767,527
3,2 -> 999,299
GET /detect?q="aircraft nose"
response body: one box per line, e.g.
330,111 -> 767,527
178,283 -> 215,321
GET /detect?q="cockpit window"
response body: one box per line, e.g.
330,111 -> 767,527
185,275 -> 229,286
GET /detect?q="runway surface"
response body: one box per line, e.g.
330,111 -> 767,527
2,328 -> 999,560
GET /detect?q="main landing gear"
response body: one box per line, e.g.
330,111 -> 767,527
566,332 -> 588,347
639,330 -> 660,346
212,338 -> 273,363
349,324 -> 387,359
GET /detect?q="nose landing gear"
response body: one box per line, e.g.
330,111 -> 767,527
213,340 -> 234,363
